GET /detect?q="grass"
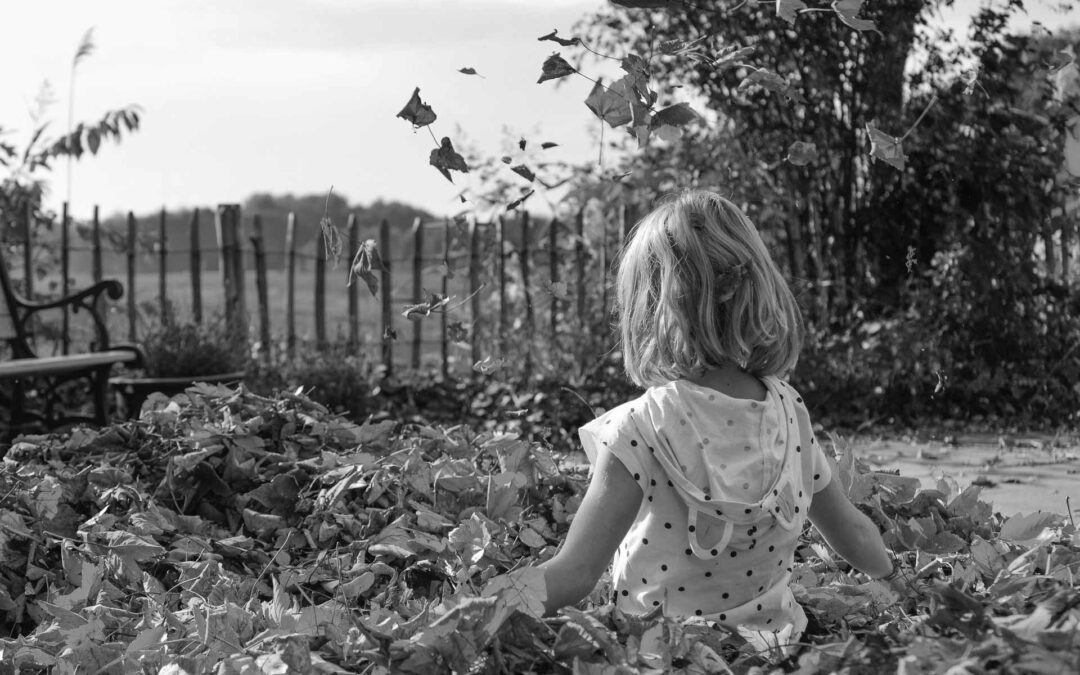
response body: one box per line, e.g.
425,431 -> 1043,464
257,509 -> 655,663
49,263 -> 567,376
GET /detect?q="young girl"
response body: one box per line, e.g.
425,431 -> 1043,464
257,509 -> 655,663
536,190 -> 898,644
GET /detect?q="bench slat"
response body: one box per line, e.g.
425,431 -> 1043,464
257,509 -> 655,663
0,351 -> 139,379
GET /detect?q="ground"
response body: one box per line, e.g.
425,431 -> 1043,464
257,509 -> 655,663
853,432 -> 1080,518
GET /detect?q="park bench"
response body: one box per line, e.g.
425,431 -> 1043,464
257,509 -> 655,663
0,255 -> 144,436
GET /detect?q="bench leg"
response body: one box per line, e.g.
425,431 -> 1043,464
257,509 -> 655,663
91,365 -> 110,426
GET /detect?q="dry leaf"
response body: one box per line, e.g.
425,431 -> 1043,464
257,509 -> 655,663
538,53 -> 576,84
396,87 -> 437,128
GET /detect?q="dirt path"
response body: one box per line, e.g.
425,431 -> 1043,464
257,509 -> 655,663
847,433 -> 1080,518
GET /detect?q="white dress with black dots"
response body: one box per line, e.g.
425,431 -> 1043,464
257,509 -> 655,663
578,375 -> 833,641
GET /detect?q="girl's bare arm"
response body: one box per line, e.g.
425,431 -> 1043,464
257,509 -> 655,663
537,447 -> 642,614
807,476 -> 894,579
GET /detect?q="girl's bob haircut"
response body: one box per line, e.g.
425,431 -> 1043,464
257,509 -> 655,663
614,189 -> 802,387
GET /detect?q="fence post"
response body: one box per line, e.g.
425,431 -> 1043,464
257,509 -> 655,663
92,205 -> 104,344
61,202 -> 70,354
548,217 -> 559,363
441,217 -> 450,379
22,201 -> 32,299
215,204 -> 247,340
497,216 -> 507,357
347,213 -> 359,351
599,208 -> 609,351
620,200 -> 636,243
92,206 -> 102,286
520,211 -> 533,381
1062,214 -> 1073,288
575,207 -> 586,337
380,218 -> 393,376
251,214 -> 271,360
285,212 -> 297,357
411,216 -> 424,370
127,212 -> 136,341
190,209 -> 202,324
315,221 -> 327,348
158,207 -> 167,320
468,217 -> 481,369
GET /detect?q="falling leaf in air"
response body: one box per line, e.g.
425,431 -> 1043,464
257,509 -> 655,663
651,102 -> 701,129
507,190 -> 535,211
621,53 -> 650,82
519,138 -> 527,151
786,141 -> 818,166
430,137 -> 469,183
383,326 -> 397,341
777,0 -> 807,25
655,125 -> 683,142
458,67 -> 483,77
865,124 -> 906,170
447,321 -> 470,344
511,164 -> 536,182
584,75 -> 652,130
403,291 -> 451,321
611,0 -> 683,8
659,37 -> 710,62
442,256 -> 456,279
712,44 -> 756,72
541,141 -> 558,149
537,53 -> 576,84
396,87 -> 437,128
473,355 -> 509,374
348,239 -> 384,297
537,28 -> 580,47
832,0 -> 878,32
738,67 -> 805,103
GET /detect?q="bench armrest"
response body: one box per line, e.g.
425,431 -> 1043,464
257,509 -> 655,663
13,280 -> 125,350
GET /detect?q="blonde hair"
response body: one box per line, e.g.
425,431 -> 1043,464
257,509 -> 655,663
614,190 -> 802,387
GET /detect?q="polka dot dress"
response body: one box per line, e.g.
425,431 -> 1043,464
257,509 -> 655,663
578,376 -> 833,634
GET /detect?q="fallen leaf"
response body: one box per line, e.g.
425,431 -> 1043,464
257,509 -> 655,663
518,138 -> 527,151
458,67 -> 483,77
541,141 -> 559,149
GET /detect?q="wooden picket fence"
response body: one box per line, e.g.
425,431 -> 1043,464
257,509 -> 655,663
7,201 -> 640,380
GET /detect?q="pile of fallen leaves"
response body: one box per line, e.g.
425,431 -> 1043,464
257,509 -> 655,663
0,384 -> 1078,674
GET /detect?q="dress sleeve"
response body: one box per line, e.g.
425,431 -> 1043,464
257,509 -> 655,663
806,427 -> 834,494
786,382 -> 833,494
578,403 -> 653,493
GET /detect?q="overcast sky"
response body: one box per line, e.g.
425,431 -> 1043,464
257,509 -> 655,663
1,0 -> 1072,222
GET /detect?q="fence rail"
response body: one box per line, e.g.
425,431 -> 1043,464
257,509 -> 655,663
5,202 -> 619,379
